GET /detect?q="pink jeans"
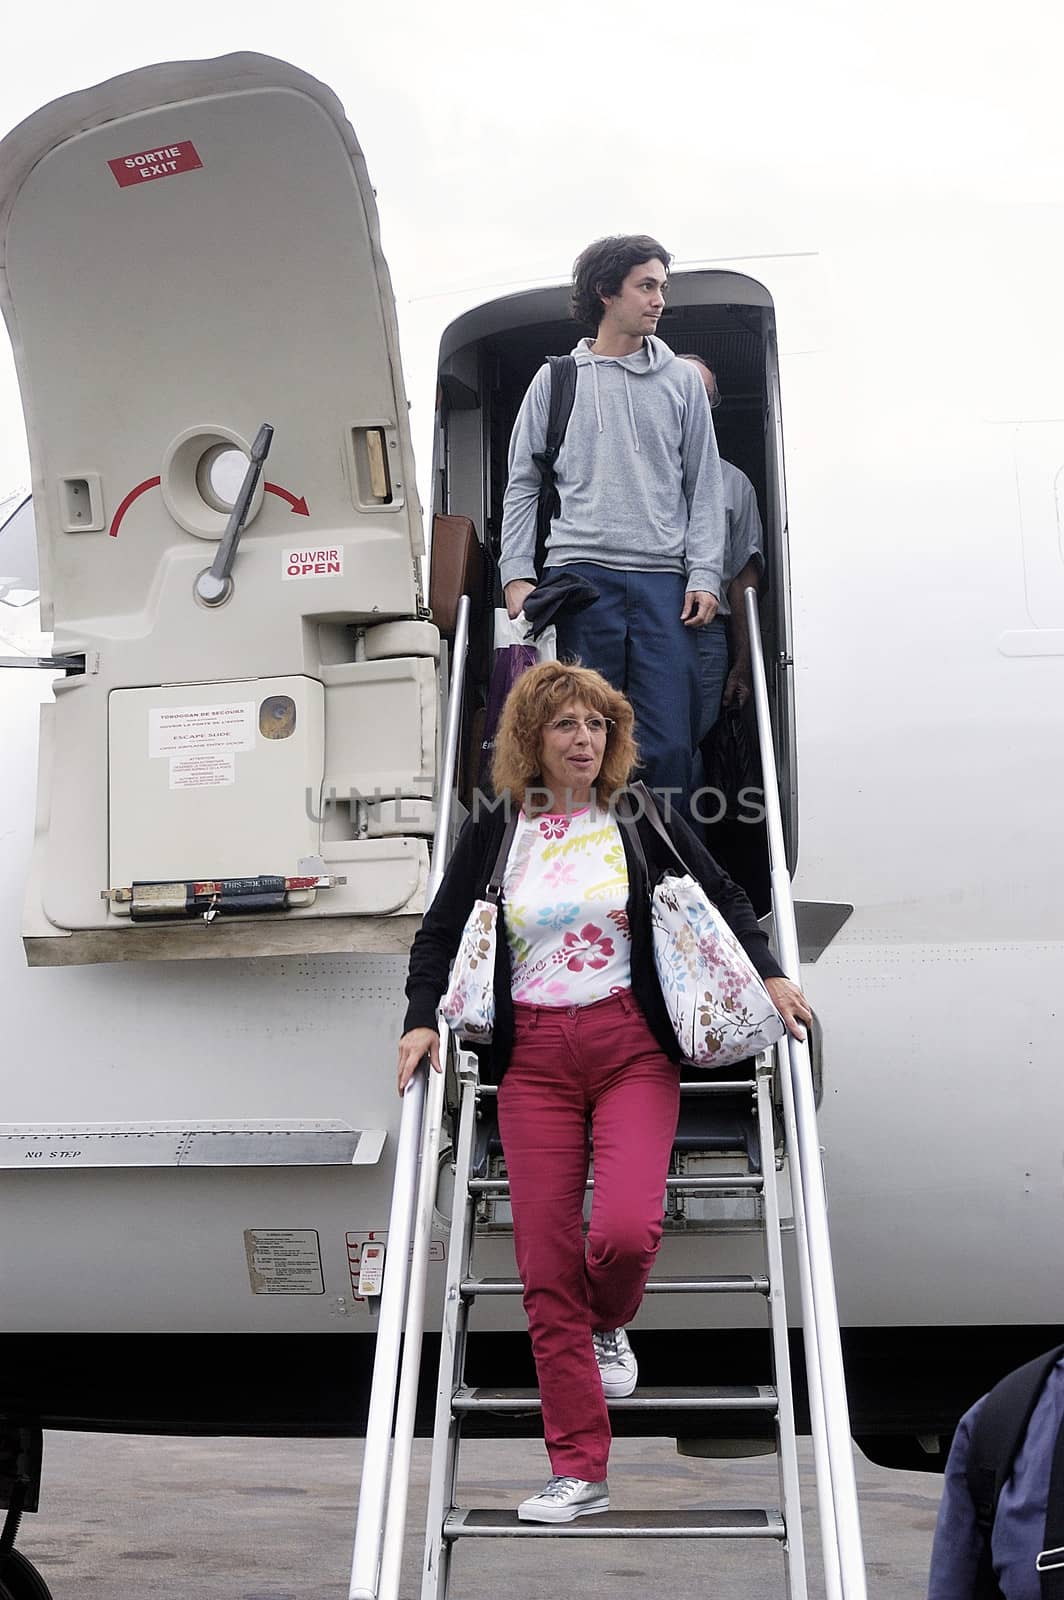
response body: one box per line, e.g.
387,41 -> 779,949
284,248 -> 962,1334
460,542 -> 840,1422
496,989 -> 680,1481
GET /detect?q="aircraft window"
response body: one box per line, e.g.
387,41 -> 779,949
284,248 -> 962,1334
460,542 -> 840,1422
196,445 -> 249,512
0,494 -> 39,604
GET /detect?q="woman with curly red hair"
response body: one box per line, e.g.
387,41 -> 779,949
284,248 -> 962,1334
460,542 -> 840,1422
397,661 -> 810,1523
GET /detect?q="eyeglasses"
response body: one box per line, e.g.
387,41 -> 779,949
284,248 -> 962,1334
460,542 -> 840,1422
547,716 -> 614,737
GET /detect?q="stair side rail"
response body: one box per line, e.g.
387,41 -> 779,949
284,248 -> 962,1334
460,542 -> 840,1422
349,594 -> 472,1600
743,585 -> 868,1600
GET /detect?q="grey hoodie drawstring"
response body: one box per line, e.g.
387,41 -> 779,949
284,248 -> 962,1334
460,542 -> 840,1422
582,342 -> 644,448
589,361 -> 604,432
622,370 -> 640,452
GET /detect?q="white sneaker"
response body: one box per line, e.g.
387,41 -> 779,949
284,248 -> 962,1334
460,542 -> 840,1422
517,1475 -> 610,1523
593,1327 -> 638,1398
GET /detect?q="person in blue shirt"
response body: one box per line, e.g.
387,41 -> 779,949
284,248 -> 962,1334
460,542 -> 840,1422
928,1353 -> 1064,1600
677,354 -> 765,742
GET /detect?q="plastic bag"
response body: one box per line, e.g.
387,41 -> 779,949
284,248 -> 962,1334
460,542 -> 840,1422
492,609 -> 556,658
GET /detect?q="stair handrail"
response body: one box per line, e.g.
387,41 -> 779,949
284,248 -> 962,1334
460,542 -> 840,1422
743,585 -> 868,1600
349,593 -> 472,1600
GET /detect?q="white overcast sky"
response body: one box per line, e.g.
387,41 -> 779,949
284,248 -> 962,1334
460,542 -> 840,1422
0,0 -> 1061,500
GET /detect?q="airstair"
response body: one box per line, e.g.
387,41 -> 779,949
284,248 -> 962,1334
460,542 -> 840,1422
348,591 -> 868,1600
421,1059 -> 801,1593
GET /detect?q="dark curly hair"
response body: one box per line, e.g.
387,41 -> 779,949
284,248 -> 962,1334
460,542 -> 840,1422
570,234 -> 672,328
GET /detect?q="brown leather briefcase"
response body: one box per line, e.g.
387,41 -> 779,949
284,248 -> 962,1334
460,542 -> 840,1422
429,513 -> 484,637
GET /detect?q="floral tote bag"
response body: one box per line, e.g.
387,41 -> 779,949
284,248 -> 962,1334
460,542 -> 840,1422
439,812 -> 519,1043
649,870 -> 785,1067
620,788 -> 785,1068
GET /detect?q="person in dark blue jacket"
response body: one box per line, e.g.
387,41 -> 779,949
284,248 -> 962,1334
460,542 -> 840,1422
928,1350 -> 1064,1600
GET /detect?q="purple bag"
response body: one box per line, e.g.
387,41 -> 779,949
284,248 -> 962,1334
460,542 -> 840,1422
478,639 -> 538,790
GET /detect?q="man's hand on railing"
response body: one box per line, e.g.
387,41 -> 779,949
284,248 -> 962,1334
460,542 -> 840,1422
765,977 -> 813,1043
397,1028 -> 442,1095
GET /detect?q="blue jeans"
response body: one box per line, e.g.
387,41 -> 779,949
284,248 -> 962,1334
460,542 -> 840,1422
546,563 -> 699,812
691,616 -> 730,796
696,615 -> 730,743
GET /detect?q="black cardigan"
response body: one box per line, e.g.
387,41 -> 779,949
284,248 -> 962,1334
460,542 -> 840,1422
403,803 -> 785,1081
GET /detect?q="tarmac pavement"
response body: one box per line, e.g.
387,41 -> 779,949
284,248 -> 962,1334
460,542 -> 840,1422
13,1431 -> 942,1598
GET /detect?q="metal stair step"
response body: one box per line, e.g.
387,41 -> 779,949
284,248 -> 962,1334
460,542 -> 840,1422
476,1079 -> 758,1098
461,1273 -> 769,1297
444,1507 -> 786,1539
453,1383 -> 778,1413
468,1172 -> 764,1196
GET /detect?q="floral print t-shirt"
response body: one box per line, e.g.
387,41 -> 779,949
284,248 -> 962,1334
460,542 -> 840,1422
502,805 -> 632,1006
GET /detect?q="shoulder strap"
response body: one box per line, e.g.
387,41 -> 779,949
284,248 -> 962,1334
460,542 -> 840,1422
531,354 -> 578,578
631,781 -> 691,875
545,353 -> 578,455
1038,1406 -> 1064,1598
614,787 -> 650,878
966,1346 -> 1064,1600
615,784 -> 694,888
485,808 -> 521,902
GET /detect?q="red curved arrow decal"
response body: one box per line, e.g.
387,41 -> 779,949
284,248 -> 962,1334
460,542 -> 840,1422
108,475 -> 307,537
265,482 -> 309,516
109,475 -> 161,537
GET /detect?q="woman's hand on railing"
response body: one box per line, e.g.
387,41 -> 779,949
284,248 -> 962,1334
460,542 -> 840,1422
397,1028 -> 442,1096
765,977 -> 813,1043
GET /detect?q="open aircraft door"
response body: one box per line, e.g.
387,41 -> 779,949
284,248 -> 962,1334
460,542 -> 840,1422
0,53 -> 438,964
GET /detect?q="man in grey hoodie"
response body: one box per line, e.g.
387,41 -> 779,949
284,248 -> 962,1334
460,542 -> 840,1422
499,235 -> 726,811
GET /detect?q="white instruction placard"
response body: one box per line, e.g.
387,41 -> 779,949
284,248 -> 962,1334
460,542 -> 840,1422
244,1229 -> 325,1295
282,546 -> 344,580
169,752 -> 236,790
357,1241 -> 386,1297
150,702 -> 255,757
